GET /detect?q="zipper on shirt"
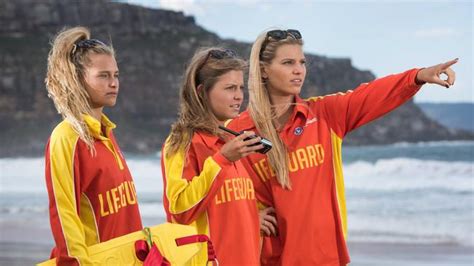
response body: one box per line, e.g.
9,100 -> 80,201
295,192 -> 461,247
98,134 -> 124,170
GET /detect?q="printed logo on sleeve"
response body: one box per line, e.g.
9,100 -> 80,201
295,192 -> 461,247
215,177 -> 255,205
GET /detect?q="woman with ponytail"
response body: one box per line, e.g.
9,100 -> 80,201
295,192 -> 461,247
161,47 -> 262,265
229,29 -> 457,265
44,26 -> 142,265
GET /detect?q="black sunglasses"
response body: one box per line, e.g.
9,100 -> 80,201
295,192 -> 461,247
195,49 -> 237,84
71,39 -> 107,55
266,29 -> 302,40
260,29 -> 302,58
203,49 -> 237,63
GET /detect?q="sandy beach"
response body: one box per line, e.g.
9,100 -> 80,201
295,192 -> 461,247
1,241 -> 472,265
1,219 -> 472,266
347,242 -> 473,266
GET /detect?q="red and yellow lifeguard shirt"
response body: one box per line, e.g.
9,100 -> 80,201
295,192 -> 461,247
161,130 -> 260,265
45,114 -> 143,266
229,69 -> 422,265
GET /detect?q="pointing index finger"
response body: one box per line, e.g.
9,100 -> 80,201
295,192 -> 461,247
441,58 -> 459,69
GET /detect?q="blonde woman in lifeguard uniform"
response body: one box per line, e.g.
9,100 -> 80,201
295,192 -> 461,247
229,28 -> 457,265
44,26 -> 142,265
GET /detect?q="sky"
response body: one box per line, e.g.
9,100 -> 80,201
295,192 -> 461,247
120,0 -> 473,103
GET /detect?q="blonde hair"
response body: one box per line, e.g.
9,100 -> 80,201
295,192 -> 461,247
167,47 -> 247,157
45,26 -> 115,152
248,30 -> 304,189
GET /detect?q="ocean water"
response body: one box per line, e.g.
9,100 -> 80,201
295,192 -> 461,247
0,141 -> 472,247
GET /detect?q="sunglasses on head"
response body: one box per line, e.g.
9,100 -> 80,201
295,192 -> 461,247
260,29 -> 302,58
203,49 -> 237,63
71,39 -> 107,55
196,49 -> 238,84
198,49 -> 237,72
266,29 -> 302,41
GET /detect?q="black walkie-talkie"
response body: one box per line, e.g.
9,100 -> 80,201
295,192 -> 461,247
218,125 -> 272,154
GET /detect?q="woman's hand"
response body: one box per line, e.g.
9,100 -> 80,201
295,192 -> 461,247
416,58 -> 458,88
259,207 -> 278,236
220,131 -> 264,162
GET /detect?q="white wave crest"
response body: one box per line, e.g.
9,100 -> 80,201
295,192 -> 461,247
348,214 -> 474,246
0,157 -> 164,194
390,140 -> 474,148
344,158 -> 473,192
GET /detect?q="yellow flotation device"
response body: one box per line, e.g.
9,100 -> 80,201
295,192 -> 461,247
37,223 -> 215,265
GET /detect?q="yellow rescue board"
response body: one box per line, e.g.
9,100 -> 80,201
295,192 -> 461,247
37,223 -> 203,265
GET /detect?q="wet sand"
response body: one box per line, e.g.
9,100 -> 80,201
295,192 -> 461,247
1,241 -> 472,265
1,219 -> 472,265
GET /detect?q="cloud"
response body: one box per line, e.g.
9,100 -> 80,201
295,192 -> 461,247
159,0 -> 204,15
117,0 -> 203,14
414,28 -> 461,38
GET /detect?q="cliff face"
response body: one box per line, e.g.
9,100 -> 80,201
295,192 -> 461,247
0,0 -> 471,157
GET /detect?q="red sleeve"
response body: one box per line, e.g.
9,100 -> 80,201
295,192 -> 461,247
313,68 -> 422,138
162,140 -> 232,224
45,135 -> 91,266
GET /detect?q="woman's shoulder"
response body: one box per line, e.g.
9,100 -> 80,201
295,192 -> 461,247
163,130 -> 210,155
191,130 -> 217,148
299,95 -> 331,113
51,120 -> 79,140
301,95 -> 326,106
49,120 -> 81,149
226,110 -> 255,131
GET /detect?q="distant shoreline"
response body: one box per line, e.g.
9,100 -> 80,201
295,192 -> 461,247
2,139 -> 474,159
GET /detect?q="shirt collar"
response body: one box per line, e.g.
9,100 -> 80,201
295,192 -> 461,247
228,111 -> 254,132
276,95 -> 308,132
293,95 -> 310,119
226,96 -> 310,132
196,130 -> 222,148
83,113 -> 116,139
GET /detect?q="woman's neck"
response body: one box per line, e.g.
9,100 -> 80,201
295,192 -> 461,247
270,94 -> 295,130
90,107 -> 103,122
